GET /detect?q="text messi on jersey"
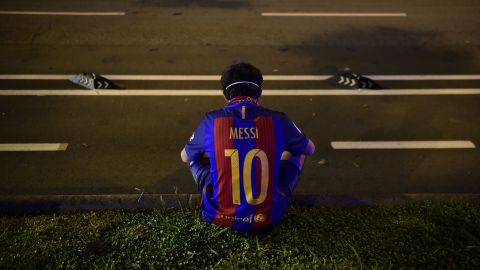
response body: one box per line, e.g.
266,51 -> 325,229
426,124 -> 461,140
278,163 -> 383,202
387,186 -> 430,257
229,127 -> 259,140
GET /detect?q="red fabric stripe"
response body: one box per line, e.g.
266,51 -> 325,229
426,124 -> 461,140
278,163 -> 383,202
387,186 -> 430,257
212,117 -> 236,227
253,116 -> 275,230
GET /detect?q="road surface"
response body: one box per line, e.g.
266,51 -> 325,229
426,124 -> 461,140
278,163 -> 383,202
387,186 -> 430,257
0,0 -> 479,198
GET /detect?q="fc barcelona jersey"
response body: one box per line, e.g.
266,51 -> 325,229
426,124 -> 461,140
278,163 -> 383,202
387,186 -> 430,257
184,99 -> 309,230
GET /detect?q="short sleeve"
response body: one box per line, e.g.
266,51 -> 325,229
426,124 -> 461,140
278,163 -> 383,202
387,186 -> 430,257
282,114 -> 309,156
184,116 -> 208,162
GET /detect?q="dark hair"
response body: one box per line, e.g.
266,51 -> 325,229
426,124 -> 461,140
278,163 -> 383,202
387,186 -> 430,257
221,63 -> 263,100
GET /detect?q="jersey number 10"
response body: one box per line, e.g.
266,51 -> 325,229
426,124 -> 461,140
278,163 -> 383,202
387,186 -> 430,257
224,149 -> 269,205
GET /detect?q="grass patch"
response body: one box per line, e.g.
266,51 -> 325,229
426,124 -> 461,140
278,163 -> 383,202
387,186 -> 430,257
1,202 -> 480,269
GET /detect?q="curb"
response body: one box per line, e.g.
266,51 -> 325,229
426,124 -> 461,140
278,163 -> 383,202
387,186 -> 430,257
0,194 -> 201,214
1,193 -> 480,214
290,194 -> 480,206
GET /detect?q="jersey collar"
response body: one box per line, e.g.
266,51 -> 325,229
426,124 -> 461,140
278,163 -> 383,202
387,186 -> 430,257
226,96 -> 258,106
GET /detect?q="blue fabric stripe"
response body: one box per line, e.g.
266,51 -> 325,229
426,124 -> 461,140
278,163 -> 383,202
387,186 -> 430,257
203,117 -> 217,223
272,116 -> 287,224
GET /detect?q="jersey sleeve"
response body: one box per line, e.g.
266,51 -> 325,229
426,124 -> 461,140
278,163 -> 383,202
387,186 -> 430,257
184,115 -> 208,162
281,113 -> 310,156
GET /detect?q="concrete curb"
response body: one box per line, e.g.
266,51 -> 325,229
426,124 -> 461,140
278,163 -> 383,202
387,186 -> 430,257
1,193 -> 480,214
0,194 -> 201,214
290,194 -> 480,206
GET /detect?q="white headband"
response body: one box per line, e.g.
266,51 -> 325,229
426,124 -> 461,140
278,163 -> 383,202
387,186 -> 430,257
225,81 -> 260,90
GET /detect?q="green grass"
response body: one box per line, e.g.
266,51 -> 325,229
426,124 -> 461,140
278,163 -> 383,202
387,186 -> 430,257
1,202 -> 480,269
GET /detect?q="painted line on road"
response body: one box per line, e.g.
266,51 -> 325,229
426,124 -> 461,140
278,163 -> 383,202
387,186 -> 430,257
0,143 -> 68,151
1,74 -> 480,81
0,11 -> 126,16
0,75 -> 221,81
1,89 -> 480,96
369,75 -> 480,80
331,141 -> 476,150
262,12 -> 407,17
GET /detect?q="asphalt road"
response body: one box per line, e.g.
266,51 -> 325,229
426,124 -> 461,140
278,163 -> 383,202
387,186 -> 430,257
0,0 -> 479,197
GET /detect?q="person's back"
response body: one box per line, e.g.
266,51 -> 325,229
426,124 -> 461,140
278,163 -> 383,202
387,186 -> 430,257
181,63 -> 315,231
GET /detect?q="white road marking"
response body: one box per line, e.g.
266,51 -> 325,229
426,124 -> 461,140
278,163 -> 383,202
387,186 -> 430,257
1,74 -> 480,81
108,75 -> 220,81
331,141 -> 476,149
0,11 -> 125,16
370,75 -> 480,80
0,143 -> 68,151
0,75 -> 72,80
1,89 -> 480,96
261,89 -> 480,96
262,12 -> 407,17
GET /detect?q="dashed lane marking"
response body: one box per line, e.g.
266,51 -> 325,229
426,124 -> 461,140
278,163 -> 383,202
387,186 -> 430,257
262,12 -> 407,17
0,11 -> 125,16
0,143 -> 68,151
331,141 -> 476,149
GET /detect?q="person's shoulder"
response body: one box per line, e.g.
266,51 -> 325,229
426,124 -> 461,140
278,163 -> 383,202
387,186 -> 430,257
257,106 -> 288,119
203,107 -> 230,119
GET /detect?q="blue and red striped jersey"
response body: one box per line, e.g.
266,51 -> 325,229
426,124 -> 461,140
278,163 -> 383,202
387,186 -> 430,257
184,98 -> 309,230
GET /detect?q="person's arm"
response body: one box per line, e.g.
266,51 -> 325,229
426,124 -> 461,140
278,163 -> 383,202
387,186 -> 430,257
283,114 -> 315,157
295,139 -> 314,170
182,115 -> 208,164
304,139 -> 315,156
180,148 -> 190,163
180,148 -> 209,163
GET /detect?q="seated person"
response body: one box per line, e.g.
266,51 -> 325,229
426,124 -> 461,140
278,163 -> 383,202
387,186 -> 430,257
181,63 -> 315,231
